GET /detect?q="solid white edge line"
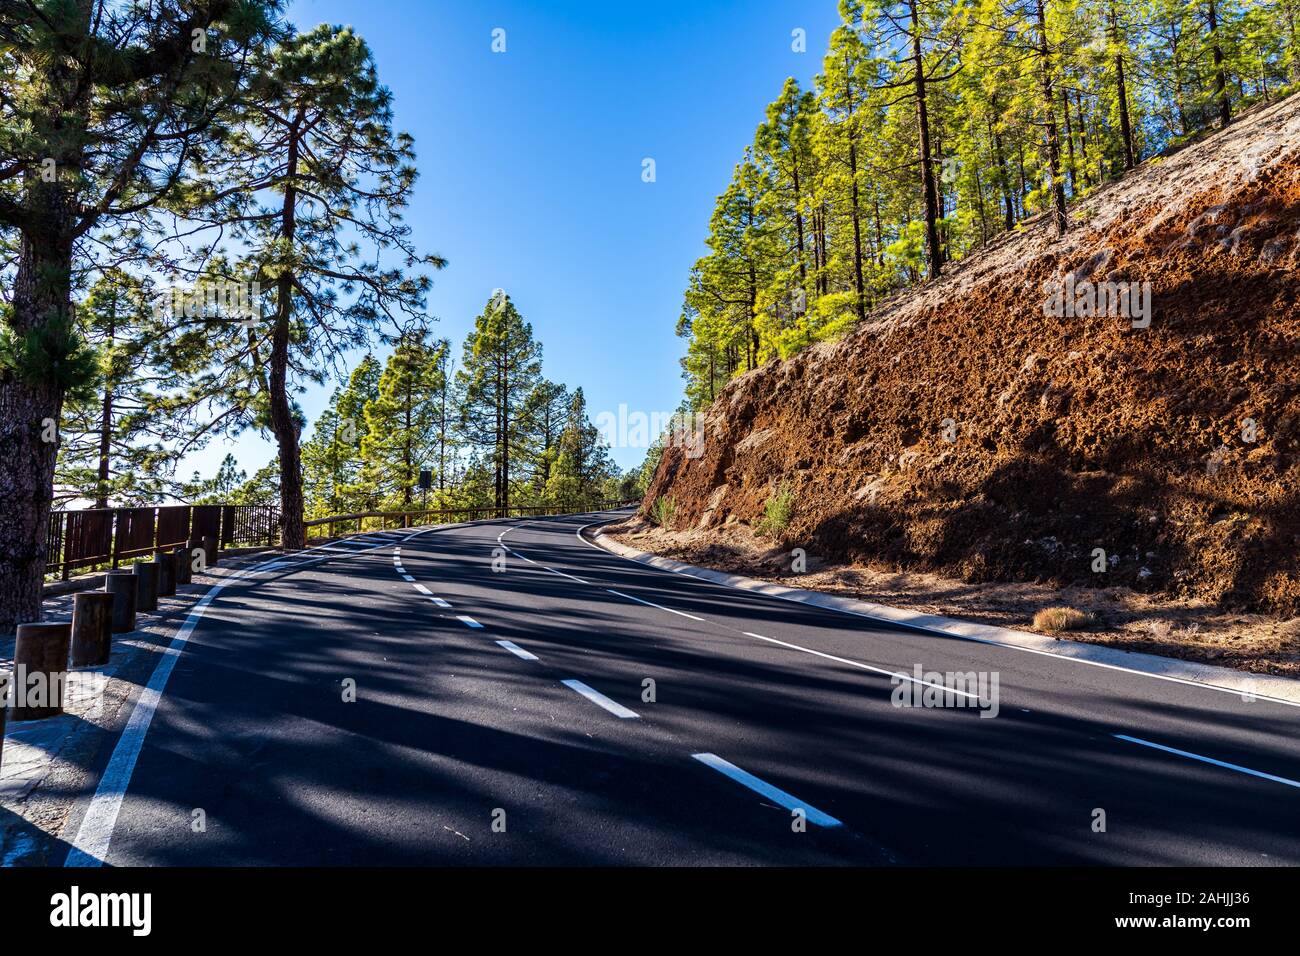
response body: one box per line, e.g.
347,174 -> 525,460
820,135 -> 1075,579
743,631 -> 981,700
575,520 -> 1300,710
1113,734 -> 1300,789
66,562 -> 257,865
457,615 -> 483,628
691,752 -> 842,828
605,588 -> 704,622
64,524 -> 449,866
544,565 -> 587,584
496,640 -> 539,661
560,679 -> 640,718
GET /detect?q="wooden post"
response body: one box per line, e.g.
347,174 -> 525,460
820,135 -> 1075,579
155,550 -> 176,597
175,545 -> 192,585
105,569 -> 137,633
202,534 -> 219,568
11,622 -> 72,721
0,670 -> 8,768
134,560 -> 158,612
71,591 -> 113,667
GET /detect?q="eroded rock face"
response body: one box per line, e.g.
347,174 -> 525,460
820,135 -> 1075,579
646,94 -> 1300,614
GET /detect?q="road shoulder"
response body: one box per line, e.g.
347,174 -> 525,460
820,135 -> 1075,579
584,523 -> 1300,707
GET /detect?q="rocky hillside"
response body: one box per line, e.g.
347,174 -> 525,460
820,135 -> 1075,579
647,92 -> 1300,615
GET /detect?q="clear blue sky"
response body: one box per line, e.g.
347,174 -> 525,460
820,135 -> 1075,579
184,0 -> 841,480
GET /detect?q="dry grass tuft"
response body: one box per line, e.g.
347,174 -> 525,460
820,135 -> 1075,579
1033,606 -> 1092,634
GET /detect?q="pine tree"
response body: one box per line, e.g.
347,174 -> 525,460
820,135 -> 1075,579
173,23 -> 445,550
455,294 -> 542,511
359,330 -> 447,508
56,270 -> 172,507
301,354 -> 381,516
522,379 -> 571,494
550,387 -> 617,501
0,1 -> 280,632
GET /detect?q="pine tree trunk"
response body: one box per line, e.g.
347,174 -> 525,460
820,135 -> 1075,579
910,0 -> 943,280
988,114 -> 1015,231
271,119 -> 306,551
95,297 -> 116,509
841,61 -> 868,322
1035,0 -> 1068,237
1110,4 -> 1137,169
1074,93 -> 1094,186
1206,0 -> 1231,128
0,225 -> 74,633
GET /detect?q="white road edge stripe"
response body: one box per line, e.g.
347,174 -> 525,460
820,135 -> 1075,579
429,596 -> 451,608
743,631 -> 980,700
561,679 -> 639,718
575,521 -> 1300,710
413,583 -> 431,595
496,640 -> 539,661
605,588 -> 704,622
65,563 -> 257,865
64,527 -> 441,866
692,752 -> 842,828
1114,734 -> 1300,789
457,615 -> 483,628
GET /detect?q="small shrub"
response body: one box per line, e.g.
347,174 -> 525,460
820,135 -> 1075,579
1033,606 -> 1091,633
755,481 -> 795,538
649,495 -> 677,530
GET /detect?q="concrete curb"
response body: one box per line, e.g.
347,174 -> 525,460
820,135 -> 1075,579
586,526 -> 1300,707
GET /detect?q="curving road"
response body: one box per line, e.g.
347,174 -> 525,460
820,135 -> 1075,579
59,509 -> 1300,866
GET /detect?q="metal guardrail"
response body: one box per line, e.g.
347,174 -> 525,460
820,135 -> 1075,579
45,504 -> 280,580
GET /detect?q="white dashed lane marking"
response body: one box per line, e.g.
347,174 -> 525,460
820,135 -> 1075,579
692,753 -> 843,828
496,640 -> 539,661
561,679 -> 639,719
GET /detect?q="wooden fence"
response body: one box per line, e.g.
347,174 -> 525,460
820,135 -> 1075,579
46,500 -> 636,579
45,504 -> 280,580
302,501 -> 637,539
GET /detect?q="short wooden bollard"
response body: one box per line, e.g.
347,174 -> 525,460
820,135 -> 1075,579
134,560 -> 158,612
105,570 -> 137,633
175,545 -> 192,585
0,671 -> 9,768
155,550 -> 176,597
71,591 -> 113,667
11,622 -> 72,721
201,534 -> 219,568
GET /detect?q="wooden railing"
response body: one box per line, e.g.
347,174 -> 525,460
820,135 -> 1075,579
303,500 -> 637,541
46,499 -> 636,578
45,504 -> 280,580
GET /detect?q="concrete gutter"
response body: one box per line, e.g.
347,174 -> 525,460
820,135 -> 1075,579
586,525 -> 1300,707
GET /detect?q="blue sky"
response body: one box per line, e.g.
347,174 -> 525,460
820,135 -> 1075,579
185,0 -> 842,480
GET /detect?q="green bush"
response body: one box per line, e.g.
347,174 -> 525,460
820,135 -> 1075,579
756,481 -> 795,538
649,495 -> 677,530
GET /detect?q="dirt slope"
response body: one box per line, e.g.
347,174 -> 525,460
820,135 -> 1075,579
648,93 -> 1300,615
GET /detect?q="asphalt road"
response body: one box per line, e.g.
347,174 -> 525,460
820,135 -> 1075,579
60,510 -> 1300,866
